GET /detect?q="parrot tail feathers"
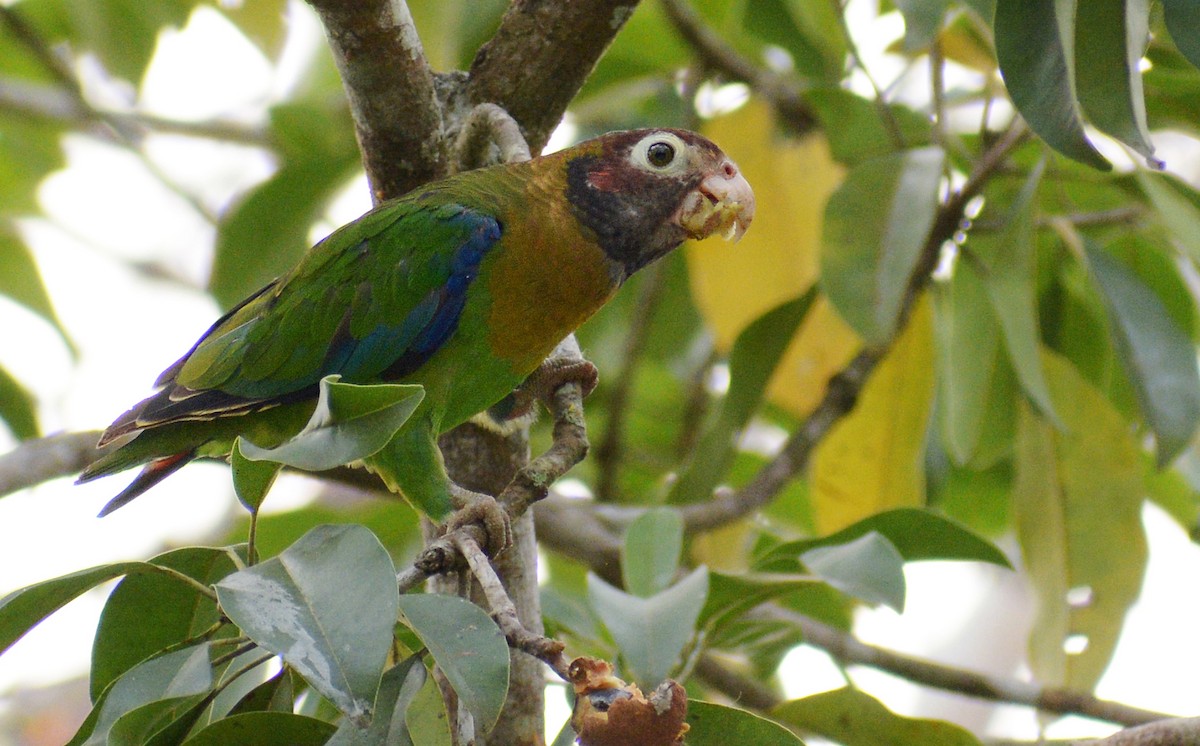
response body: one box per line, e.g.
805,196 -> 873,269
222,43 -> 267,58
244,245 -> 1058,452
94,450 -> 195,517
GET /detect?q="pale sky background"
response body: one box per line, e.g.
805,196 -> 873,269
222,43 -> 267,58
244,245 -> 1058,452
1,2 -> 1199,743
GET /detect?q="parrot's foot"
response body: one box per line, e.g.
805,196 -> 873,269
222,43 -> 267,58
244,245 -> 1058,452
448,484 -> 512,557
489,358 -> 600,424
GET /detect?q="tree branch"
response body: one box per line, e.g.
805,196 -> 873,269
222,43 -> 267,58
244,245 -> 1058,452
0,431 -> 103,497
659,0 -> 818,135
305,0 -> 446,202
466,0 -> 642,154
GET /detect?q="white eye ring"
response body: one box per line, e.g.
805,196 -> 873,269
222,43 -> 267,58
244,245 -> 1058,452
630,132 -> 689,174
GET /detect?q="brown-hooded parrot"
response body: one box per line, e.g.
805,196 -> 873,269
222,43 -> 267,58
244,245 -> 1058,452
78,128 -> 755,529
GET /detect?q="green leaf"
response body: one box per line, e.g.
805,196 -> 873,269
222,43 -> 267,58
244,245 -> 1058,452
231,438 -> 281,513
700,571 -> 823,631
933,260 -> 1002,465
328,656 -> 430,746
1163,0 -> 1200,72
894,0 -> 950,51
742,0 -> 845,81
70,644 -> 214,746
775,687 -> 982,745
92,547 -> 239,701
227,669 -> 294,716
970,161 -> 1061,426
108,694 -> 210,746
404,668 -> 453,746
1014,351 -> 1147,692
215,525 -> 399,725
239,376 -> 424,471
587,566 -> 709,689
804,89 -> 933,165
800,532 -> 907,612
0,225 -> 72,350
180,712 -> 337,745
763,508 -> 1011,568
1,561 -> 154,657
687,700 -> 806,745
622,507 -> 684,598
1137,171 -> 1200,265
1084,244 -> 1200,465
1074,0 -> 1157,163
821,146 -> 945,343
994,0 -> 1110,169
217,0 -> 289,59
210,156 -> 359,310
0,364 -> 38,439
668,291 -> 816,505
396,593 -> 509,733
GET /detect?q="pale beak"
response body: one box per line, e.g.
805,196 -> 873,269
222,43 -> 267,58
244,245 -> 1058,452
678,158 -> 756,242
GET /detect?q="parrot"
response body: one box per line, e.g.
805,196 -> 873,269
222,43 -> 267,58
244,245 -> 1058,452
77,128 -> 755,541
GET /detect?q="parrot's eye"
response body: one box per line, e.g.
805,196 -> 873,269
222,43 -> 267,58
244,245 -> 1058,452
646,141 -> 676,168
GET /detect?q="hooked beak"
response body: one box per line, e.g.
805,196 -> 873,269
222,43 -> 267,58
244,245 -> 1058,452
678,158 -> 756,242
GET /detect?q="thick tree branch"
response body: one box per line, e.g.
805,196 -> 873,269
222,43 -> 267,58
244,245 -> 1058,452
0,431 -> 103,497
305,0 -> 445,202
466,0 -> 641,154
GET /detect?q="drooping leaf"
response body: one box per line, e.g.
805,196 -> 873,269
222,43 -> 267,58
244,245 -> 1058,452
180,712 -> 337,746
69,644 -> 214,746
969,161 -> 1061,426
0,225 -> 72,350
108,694 -> 211,746
210,156 -> 360,310
231,438 -> 281,513
994,0 -> 1111,169
1,561 -> 154,657
1074,0 -> 1157,163
239,376 -> 424,471
92,546 -> 240,701
742,0 -> 845,81
217,0 -> 289,59
809,297 -> 936,533
894,0 -> 950,51
762,507 -> 1011,569
687,700 -> 806,745
622,507 -> 685,597
668,291 -> 816,504
1014,351 -> 1147,692
1163,0 -> 1200,72
933,260 -> 1002,465
396,593 -> 509,733
1137,170 -> 1200,265
215,525 -> 399,726
1084,243 -> 1200,465
775,687 -> 982,745
800,532 -> 907,612
0,364 -> 38,440
587,567 -> 709,689
821,146 -> 945,343
328,656 -> 434,746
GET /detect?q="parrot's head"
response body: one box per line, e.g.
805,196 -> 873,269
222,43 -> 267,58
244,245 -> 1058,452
563,128 -> 755,279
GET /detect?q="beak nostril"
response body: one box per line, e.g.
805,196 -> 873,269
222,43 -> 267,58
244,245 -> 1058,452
722,161 -> 737,179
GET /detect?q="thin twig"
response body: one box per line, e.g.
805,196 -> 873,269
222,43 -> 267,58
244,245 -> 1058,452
594,261 -> 667,502
660,0 -> 818,135
759,606 -> 1170,727
0,431 -> 104,498
455,535 -> 569,680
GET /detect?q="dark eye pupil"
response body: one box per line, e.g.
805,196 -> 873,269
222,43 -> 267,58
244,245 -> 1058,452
647,141 -> 675,167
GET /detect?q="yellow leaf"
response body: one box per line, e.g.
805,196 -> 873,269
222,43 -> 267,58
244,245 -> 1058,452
809,298 -> 936,534
690,98 -> 859,418
1014,350 -> 1147,692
